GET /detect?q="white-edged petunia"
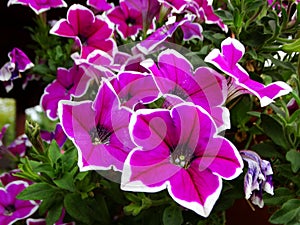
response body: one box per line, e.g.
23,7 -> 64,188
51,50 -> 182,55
240,150 -> 274,208
205,37 -> 292,107
7,0 -> 67,14
122,103 -> 243,217
142,49 -> 230,131
0,48 -> 34,92
0,181 -> 39,225
50,4 -> 116,58
40,65 -> 92,120
58,80 -> 135,172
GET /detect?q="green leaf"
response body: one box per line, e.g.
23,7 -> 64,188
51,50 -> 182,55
64,193 -> 94,224
251,142 -> 283,159
46,203 -> 63,225
48,140 -> 62,167
286,150 -> 300,173
163,205 -> 183,225
53,172 -> 76,192
264,187 -> 295,206
282,39 -> 300,53
269,199 -> 300,224
260,114 -> 291,150
17,183 -> 60,200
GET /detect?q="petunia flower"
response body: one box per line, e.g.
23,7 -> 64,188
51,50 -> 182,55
122,103 -> 243,217
7,134 -> 31,158
0,124 -> 10,146
142,49 -> 230,131
240,150 -> 274,208
7,0 -> 67,15
107,1 -> 143,39
158,0 -> 228,32
0,124 -> 31,158
0,48 -> 34,92
0,169 -> 32,187
58,80 -> 135,172
136,15 -> 202,54
125,0 -> 161,31
40,65 -> 92,120
40,124 -> 67,148
110,72 -> 160,109
87,0 -> 113,13
205,37 -> 292,107
0,181 -> 39,225
50,4 -> 116,58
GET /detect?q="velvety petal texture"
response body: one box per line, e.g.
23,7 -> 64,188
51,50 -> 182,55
41,65 -> 91,120
7,0 -> 67,14
87,0 -> 112,12
110,72 -> 160,109
142,49 -> 230,131
0,181 -> 39,225
107,1 -> 143,39
205,37 -> 292,107
122,103 -> 243,217
58,80 -> 135,171
50,4 -> 116,58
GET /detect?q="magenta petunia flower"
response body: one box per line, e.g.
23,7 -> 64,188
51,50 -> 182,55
40,65 -> 92,120
40,124 -> 67,148
136,15 -> 202,54
0,169 -> 32,187
58,80 -> 135,172
158,0 -> 227,32
86,0 -> 113,12
50,4 -> 116,58
125,0 -> 161,31
7,0 -> 67,15
0,125 -> 30,158
205,37 -> 292,107
107,1 -> 143,39
110,72 -> 160,109
0,48 -> 34,92
240,150 -> 274,208
0,181 -> 39,225
122,103 -> 243,217
142,49 -> 230,131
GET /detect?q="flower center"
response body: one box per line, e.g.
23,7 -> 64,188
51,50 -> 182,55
78,34 -> 88,46
4,204 -> 16,216
169,86 -> 189,100
170,144 -> 194,169
126,17 -> 136,26
89,124 -> 112,145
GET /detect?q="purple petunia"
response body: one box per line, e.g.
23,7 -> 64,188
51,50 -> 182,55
50,4 -> 116,58
240,150 -> 274,208
136,15 -> 202,54
7,0 -> 67,14
40,65 -> 91,120
58,80 -> 135,172
122,103 -> 243,217
110,72 -> 160,109
205,37 -> 292,107
40,124 -> 67,148
86,0 -> 113,12
0,181 -> 39,225
0,48 -> 34,92
142,49 -> 230,131
107,1 -> 143,39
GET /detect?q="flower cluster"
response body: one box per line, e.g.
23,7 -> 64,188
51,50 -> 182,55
1,0 -> 300,224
